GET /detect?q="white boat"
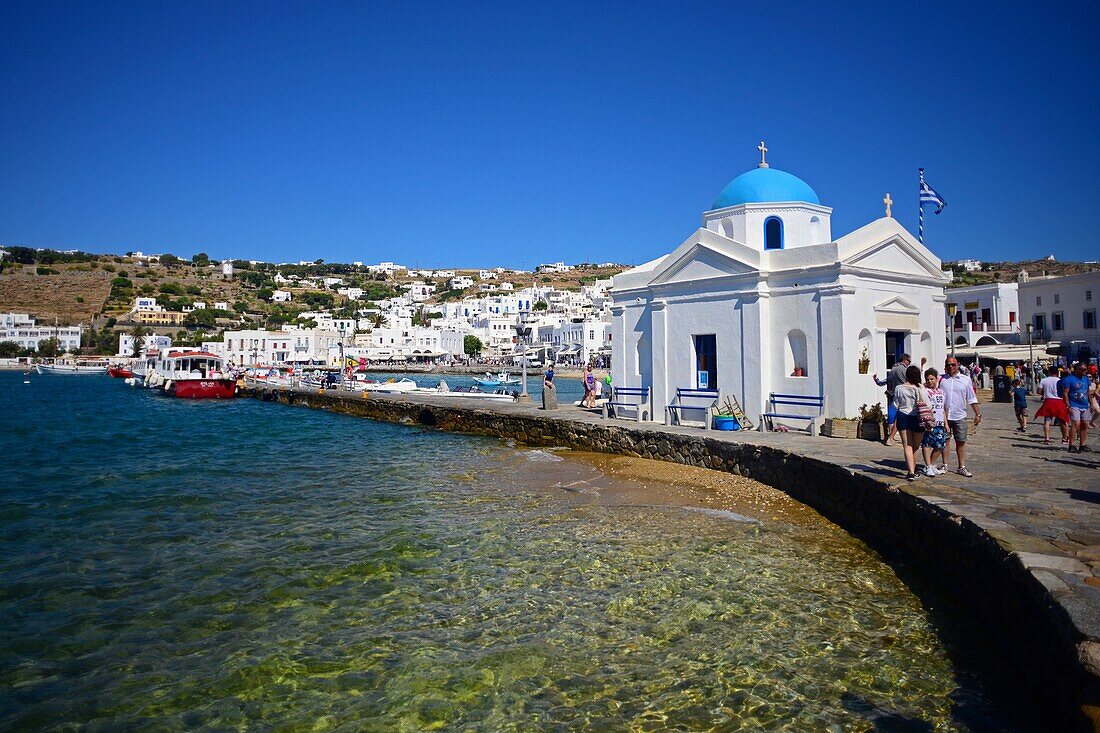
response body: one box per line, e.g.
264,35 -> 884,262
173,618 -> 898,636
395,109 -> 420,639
35,362 -> 108,375
430,384 -> 517,403
473,371 -> 521,387
363,377 -> 419,394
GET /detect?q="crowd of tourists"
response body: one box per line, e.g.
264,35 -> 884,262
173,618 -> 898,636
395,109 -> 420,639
874,355 -> 1098,481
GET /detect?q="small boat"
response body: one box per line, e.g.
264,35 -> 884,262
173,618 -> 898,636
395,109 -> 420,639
473,371 -> 521,388
144,351 -> 236,398
108,366 -> 134,378
433,384 -> 517,403
35,362 -> 109,375
363,377 -> 419,394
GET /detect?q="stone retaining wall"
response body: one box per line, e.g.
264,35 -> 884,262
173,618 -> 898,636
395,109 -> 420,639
248,387 -> 1098,731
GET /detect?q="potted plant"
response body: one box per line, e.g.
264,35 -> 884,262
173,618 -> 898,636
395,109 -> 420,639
858,402 -> 887,441
858,346 -> 871,374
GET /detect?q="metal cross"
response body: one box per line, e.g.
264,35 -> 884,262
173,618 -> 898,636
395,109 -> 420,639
883,192 -> 893,218
757,141 -> 768,168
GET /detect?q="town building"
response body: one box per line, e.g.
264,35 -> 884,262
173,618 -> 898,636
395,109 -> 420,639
117,332 -> 172,357
945,282 -> 1021,346
610,148 -> 951,422
133,309 -> 186,326
1,313 -> 83,352
953,259 -> 983,272
1018,270 -> 1100,364
208,327 -> 340,365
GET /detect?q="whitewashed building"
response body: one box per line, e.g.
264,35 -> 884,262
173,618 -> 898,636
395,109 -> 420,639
1,313 -> 83,352
1018,270 -> 1100,363
945,282 -> 1021,346
117,333 -> 172,357
211,328 -> 340,365
610,150 -> 952,422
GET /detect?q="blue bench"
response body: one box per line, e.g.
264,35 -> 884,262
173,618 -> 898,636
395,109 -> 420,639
603,386 -> 651,422
761,392 -> 827,434
665,388 -> 720,429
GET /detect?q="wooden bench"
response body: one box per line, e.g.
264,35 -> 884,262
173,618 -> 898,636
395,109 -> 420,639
665,388 -> 720,429
602,386 -> 651,422
761,392 -> 827,434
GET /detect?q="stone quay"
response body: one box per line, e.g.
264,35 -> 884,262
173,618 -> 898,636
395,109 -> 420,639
245,383 -> 1100,731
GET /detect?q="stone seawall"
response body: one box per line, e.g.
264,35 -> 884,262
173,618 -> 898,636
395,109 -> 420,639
248,386 -> 1099,731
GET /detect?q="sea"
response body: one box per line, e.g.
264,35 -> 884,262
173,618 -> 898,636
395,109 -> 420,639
0,371 -> 1019,731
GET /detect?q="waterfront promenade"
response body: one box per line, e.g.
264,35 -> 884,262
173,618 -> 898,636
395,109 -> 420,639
246,382 -> 1100,728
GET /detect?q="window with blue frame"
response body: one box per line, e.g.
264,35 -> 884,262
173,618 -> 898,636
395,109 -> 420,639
764,217 -> 783,250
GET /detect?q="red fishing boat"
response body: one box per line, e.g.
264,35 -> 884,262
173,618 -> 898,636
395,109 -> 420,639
108,365 -> 133,378
144,351 -> 237,399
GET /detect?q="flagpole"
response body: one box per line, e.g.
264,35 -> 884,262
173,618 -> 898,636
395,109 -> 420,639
918,168 -> 925,245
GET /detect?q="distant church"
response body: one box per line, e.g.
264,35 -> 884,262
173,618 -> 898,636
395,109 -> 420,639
609,144 -> 952,423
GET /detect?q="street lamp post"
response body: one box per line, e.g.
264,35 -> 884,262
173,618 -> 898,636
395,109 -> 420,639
515,312 -> 532,404
1026,323 -> 1034,388
947,303 -> 957,359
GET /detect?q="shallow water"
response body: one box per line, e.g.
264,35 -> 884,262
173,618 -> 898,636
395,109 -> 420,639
0,372 -> 1013,730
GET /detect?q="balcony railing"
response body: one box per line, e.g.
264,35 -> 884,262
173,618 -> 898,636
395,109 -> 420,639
953,321 -> 1021,333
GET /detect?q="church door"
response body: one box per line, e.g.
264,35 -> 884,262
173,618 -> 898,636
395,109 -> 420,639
694,334 -> 717,389
885,331 -> 907,368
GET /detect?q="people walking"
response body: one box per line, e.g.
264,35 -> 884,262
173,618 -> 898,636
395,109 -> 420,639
1063,362 -> 1092,453
1012,378 -> 1030,433
893,365 -> 929,481
582,364 -> 597,408
1035,365 -> 1070,445
1089,374 -> 1100,429
940,357 -> 982,477
872,354 -> 911,446
920,368 -> 948,476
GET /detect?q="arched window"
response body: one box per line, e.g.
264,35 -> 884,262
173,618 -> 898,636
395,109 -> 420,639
764,217 -> 783,250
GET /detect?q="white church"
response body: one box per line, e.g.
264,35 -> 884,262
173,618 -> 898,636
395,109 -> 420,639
609,144 -> 952,424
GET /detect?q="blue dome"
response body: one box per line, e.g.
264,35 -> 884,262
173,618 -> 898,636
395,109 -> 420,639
711,167 -> 819,209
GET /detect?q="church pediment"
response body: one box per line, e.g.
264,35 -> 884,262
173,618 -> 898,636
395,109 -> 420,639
837,218 -> 950,283
874,295 -> 920,314
846,237 -> 949,280
874,294 -> 921,331
649,241 -> 758,287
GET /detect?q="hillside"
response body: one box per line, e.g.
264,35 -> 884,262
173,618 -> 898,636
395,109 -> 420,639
0,268 -> 111,324
945,259 -> 1099,289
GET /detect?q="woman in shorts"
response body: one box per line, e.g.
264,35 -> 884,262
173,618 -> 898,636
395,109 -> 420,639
893,365 -> 929,481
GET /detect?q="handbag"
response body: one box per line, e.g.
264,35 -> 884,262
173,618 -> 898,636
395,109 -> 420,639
917,389 -> 935,431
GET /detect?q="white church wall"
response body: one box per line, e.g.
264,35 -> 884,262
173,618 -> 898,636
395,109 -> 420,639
838,276 -> 948,419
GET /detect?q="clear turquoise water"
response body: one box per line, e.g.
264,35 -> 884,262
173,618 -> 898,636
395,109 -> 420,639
0,372 -> 1012,731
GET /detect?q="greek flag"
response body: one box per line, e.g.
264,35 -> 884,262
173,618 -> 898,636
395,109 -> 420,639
919,180 -> 946,214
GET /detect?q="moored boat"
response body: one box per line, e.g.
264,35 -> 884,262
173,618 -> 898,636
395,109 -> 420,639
108,366 -> 134,378
429,382 -> 517,402
145,351 -> 236,399
363,377 -> 419,394
35,362 -> 109,375
472,371 -> 521,388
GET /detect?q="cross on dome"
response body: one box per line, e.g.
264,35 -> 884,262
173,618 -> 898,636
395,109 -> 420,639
757,141 -> 769,168
883,193 -> 893,218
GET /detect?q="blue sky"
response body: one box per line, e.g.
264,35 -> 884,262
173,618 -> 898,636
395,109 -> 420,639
2,1 -> 1097,268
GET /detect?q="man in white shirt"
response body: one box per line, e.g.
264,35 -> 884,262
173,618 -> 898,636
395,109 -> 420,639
940,357 -> 983,477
